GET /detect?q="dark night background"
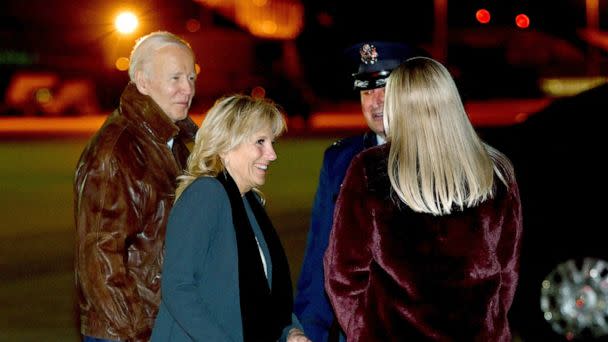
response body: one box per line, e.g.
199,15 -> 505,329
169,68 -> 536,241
1,0 -> 604,115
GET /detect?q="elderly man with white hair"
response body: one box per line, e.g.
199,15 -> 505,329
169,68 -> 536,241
73,31 -> 198,342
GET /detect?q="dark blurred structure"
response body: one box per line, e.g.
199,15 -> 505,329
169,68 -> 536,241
295,0 -> 606,103
295,0 -> 434,100
479,82 -> 608,341
2,0 -> 608,117
252,41 -> 317,126
450,27 -> 588,100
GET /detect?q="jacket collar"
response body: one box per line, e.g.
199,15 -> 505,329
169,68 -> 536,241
364,143 -> 392,198
119,82 -> 197,144
215,172 -> 293,341
363,130 -> 379,148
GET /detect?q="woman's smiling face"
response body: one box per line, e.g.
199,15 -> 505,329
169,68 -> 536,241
224,126 -> 277,195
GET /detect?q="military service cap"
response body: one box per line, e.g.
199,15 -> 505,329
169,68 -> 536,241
345,41 -> 424,91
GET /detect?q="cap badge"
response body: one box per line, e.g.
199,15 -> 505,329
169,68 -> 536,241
359,44 -> 378,65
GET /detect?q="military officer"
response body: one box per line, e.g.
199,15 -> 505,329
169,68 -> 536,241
294,41 -> 425,342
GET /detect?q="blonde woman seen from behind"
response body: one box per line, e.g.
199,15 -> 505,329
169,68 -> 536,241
324,57 -> 523,342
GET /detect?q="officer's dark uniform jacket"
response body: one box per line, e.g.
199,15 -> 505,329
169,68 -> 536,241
73,82 -> 197,341
294,131 -> 377,342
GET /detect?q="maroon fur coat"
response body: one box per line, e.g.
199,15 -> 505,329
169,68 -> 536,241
324,144 -> 523,342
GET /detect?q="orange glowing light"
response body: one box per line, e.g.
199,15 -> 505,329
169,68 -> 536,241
5,72 -> 58,106
196,0 -> 303,39
235,0 -> 304,39
475,9 -> 491,24
115,57 -> 130,71
261,20 -> 278,34
515,13 -> 530,29
115,11 -> 138,34
195,64 -> 201,75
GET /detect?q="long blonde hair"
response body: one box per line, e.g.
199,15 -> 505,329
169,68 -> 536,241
175,94 -> 286,200
383,57 -> 513,215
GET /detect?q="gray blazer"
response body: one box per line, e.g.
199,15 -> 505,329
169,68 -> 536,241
151,177 -> 300,341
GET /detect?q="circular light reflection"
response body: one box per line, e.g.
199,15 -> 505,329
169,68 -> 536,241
261,20 -> 277,34
251,86 -> 266,98
115,57 -> 130,71
35,88 -> 52,104
476,9 -> 491,24
186,19 -> 201,33
515,14 -> 530,29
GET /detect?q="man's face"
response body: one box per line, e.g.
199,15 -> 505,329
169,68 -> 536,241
360,87 -> 386,137
137,45 -> 196,122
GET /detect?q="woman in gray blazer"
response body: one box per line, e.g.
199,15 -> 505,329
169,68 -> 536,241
151,95 -> 310,342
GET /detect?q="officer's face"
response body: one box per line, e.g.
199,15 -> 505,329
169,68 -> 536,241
360,87 -> 386,137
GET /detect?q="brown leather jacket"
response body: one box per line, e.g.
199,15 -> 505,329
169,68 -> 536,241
73,82 -> 197,341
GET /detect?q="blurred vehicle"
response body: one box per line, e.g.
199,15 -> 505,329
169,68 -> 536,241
2,71 -> 100,116
478,82 -> 608,342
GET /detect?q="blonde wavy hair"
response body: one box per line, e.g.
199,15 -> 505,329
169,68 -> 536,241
175,94 -> 286,200
383,57 -> 513,215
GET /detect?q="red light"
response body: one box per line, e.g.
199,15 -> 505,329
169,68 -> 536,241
576,298 -> 585,308
515,14 -> 530,29
476,9 -> 491,24
186,19 -> 201,33
251,86 -> 266,98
